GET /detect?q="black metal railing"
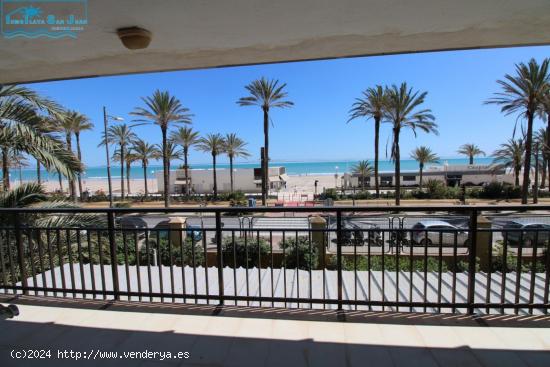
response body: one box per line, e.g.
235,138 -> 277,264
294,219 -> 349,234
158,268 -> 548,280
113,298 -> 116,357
0,205 -> 549,315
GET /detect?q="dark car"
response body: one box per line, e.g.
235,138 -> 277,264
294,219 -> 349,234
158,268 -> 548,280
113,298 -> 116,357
501,220 -> 550,247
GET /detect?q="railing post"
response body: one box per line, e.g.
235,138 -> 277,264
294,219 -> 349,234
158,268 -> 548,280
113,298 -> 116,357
336,210 -> 343,311
107,211 -> 120,300
14,213 -> 28,294
215,211 -> 224,305
467,208 -> 478,314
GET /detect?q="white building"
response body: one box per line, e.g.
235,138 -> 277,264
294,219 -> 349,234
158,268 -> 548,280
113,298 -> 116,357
342,164 -> 515,189
156,166 -> 288,194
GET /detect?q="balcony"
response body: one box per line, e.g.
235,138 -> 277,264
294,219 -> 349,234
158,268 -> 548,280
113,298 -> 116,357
1,205 -> 550,365
1,205 -> 549,314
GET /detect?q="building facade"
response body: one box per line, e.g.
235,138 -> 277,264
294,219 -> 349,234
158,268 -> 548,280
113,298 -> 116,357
156,166 -> 288,194
342,164 -> 515,189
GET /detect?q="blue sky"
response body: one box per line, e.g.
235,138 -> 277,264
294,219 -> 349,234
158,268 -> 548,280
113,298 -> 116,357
26,45 -> 550,167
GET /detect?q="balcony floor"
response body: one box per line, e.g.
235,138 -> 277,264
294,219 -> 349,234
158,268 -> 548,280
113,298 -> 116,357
1,296 -> 550,366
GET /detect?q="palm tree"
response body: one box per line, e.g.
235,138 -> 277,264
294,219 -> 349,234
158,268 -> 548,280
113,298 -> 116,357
535,128 -> 548,188
223,133 -> 251,193
155,140 -> 182,178
101,124 -> 136,200
170,126 -> 199,198
492,139 -> 524,187
131,138 -> 156,197
131,90 -> 192,207
351,160 -> 373,191
384,83 -> 438,205
65,111 -> 93,199
486,58 -> 550,204
196,134 -> 225,199
539,92 -> 550,188
348,85 -> 387,198
410,146 -> 439,188
0,183 -> 105,231
0,85 -> 79,191
5,149 -> 28,186
113,149 -> 138,195
457,144 -> 485,165
56,112 -> 79,201
237,78 -> 293,205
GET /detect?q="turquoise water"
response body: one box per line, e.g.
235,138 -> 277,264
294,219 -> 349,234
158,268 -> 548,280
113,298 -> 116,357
8,157 -> 495,182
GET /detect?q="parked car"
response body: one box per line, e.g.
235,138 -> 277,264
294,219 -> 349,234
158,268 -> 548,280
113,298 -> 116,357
410,220 -> 469,246
501,220 -> 550,247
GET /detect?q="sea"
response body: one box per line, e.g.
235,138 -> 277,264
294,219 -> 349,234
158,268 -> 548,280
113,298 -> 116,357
8,157 -> 495,182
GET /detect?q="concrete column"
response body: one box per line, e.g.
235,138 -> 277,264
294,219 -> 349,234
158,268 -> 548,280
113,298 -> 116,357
309,216 -> 327,269
168,217 -> 187,249
475,215 -> 492,272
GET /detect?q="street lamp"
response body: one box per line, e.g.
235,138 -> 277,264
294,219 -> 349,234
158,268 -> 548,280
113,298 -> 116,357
103,106 -> 124,208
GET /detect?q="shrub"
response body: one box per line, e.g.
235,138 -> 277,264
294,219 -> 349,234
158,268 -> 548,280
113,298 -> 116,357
478,182 -> 520,200
218,191 -> 246,202
222,236 -> 270,268
280,236 -> 319,270
140,236 -> 205,267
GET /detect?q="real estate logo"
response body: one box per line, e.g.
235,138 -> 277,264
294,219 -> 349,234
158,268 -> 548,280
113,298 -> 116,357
1,0 -> 87,39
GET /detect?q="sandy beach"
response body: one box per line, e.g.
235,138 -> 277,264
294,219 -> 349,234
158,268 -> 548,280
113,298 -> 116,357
13,178 -> 160,196
13,174 -> 337,197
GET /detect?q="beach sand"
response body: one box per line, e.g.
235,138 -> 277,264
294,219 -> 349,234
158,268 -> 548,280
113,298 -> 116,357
14,174 -> 337,197
14,178 -> 160,196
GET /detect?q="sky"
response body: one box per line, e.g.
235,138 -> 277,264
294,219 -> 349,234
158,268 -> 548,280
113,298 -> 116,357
25,45 -> 550,167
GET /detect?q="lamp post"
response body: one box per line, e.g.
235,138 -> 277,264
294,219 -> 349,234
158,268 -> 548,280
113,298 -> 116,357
103,106 -> 124,208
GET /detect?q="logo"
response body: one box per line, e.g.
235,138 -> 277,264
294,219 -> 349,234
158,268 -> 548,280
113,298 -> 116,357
1,0 -> 87,39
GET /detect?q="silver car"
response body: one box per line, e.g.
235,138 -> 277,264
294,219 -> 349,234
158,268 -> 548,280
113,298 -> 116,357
410,221 -> 469,247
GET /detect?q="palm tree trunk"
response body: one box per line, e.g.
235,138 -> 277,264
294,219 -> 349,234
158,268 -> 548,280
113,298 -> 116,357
36,160 -> 41,185
419,163 -> 424,188
162,128 -> 170,207
66,133 -> 76,202
262,107 -> 269,206
394,128 -> 401,206
541,158 -> 547,189
361,174 -> 365,191
184,147 -> 190,199
75,133 -> 83,199
120,144 -> 125,201
229,155 -> 234,193
57,169 -> 63,192
143,162 -> 148,197
515,167 -> 520,187
522,112 -> 534,204
469,155 -> 474,165
212,153 -> 217,198
374,117 -> 380,198
546,116 -> 550,190
126,160 -> 131,195
1,147 -> 10,191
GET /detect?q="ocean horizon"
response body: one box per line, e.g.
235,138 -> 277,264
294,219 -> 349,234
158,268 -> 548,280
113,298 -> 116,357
8,157 -> 495,182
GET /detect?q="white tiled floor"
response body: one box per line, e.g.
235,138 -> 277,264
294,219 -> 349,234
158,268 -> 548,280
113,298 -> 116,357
1,302 -> 549,366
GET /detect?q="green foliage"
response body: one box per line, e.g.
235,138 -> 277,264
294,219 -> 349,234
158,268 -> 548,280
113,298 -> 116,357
280,236 -> 319,270
319,188 -> 339,200
222,235 -> 270,268
480,182 -> 521,199
141,236 -> 205,267
113,201 -> 132,208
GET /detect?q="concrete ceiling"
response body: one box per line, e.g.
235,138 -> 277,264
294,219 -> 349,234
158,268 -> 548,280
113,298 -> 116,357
1,0 -> 550,84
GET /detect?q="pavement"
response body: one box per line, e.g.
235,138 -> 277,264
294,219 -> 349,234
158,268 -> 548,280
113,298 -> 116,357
1,299 -> 549,366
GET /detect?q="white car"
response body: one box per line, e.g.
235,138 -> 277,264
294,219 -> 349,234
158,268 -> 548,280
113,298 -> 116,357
410,220 -> 469,247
